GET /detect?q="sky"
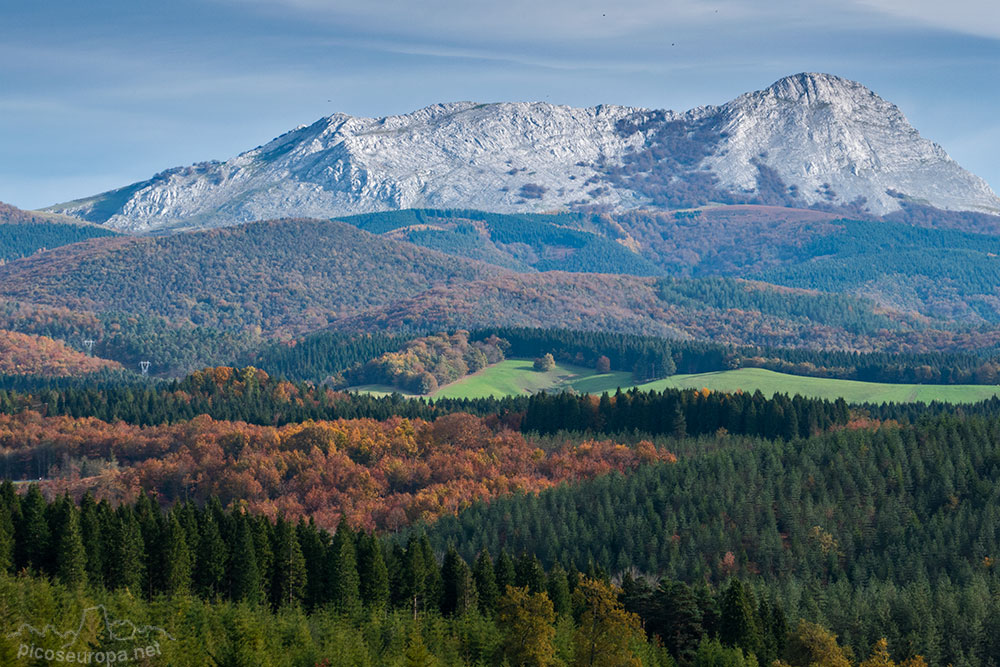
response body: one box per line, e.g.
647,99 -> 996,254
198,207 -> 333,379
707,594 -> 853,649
1,0 -> 998,210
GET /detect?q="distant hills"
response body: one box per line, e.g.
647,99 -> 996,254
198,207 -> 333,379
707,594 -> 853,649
4,212 -> 1000,361
42,73 -> 1000,232
0,201 -> 118,262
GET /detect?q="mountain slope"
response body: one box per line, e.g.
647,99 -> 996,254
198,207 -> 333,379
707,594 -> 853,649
0,216 -> 943,351
0,201 -> 119,262
0,218 -> 504,334
45,73 -> 1000,232
0,329 -> 121,376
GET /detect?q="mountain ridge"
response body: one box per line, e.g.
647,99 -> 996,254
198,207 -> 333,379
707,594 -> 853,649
44,73 -> 1000,232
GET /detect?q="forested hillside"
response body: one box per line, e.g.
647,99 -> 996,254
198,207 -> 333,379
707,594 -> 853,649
5,210 -> 1000,361
0,299 -> 260,376
421,417 -> 1000,665
327,207 -> 1000,325
0,201 -> 119,262
0,329 -> 121,377
338,208 -> 662,275
0,219 -> 502,334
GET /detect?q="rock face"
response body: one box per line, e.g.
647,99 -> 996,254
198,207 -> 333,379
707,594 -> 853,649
47,73 -> 1000,232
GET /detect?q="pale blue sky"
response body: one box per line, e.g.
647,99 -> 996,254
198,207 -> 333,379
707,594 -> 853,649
1,0 -> 998,210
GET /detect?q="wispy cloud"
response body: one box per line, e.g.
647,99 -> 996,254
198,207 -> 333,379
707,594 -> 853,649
0,0 -> 996,208
852,0 -> 1000,40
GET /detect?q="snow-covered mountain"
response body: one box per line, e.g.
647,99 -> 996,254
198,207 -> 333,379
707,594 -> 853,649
47,73 -> 1000,232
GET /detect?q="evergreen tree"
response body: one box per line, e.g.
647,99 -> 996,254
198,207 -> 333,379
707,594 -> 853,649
297,518 -> 328,609
53,496 -> 87,589
402,625 -> 439,667
648,580 -> 704,664
78,494 -> 105,587
108,507 -> 145,593
418,534 -> 442,612
358,532 -> 390,612
197,511 -> 228,598
516,552 -> 547,594
670,404 -> 687,438
16,485 -> 50,574
473,549 -> 499,616
163,513 -> 193,595
271,517 -> 307,608
403,535 -> 429,618
230,513 -> 261,605
495,549 -> 516,596
441,546 -> 477,616
0,504 -> 13,574
719,579 -> 762,659
547,563 -> 572,618
328,522 -> 361,613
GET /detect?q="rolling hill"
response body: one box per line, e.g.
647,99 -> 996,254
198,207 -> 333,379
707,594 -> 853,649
0,329 -> 122,377
0,215 -> 942,350
0,218 -> 503,334
0,201 -> 119,262
333,206 -> 1000,324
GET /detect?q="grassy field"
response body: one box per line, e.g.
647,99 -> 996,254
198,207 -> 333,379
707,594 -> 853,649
349,360 -> 1000,404
634,368 -> 1000,404
431,359 -> 632,399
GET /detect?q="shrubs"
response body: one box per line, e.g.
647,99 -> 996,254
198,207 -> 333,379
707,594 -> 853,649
533,354 -> 556,372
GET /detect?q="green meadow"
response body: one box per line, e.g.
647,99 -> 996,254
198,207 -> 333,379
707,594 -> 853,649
349,359 -> 1000,404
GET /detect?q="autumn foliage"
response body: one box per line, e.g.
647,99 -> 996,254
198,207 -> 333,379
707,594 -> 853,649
0,410 -> 674,532
0,328 -> 120,376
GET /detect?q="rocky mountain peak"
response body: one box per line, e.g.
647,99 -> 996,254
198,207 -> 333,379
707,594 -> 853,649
45,74 -> 1000,232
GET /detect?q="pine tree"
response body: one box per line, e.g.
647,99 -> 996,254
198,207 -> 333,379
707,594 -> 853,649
78,494 -> 105,587
403,536 -> 429,618
516,552 -> 547,594
250,516 -> 274,603
719,579 -> 762,659
418,534 -> 442,611
547,563 -> 572,618
402,624 -> 439,667
495,549 -> 516,596
648,580 -> 703,664
196,511 -> 228,598
441,546 -> 477,616
670,404 -> 687,438
230,513 -> 261,604
272,517 -> 306,608
473,549 -> 499,616
16,485 -> 50,574
163,513 -> 192,595
328,522 -> 361,613
358,532 -> 390,612
0,504 -> 13,574
108,507 -> 145,593
54,496 -> 87,589
297,518 -> 328,609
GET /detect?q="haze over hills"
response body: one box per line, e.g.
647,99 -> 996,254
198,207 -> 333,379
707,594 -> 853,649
43,73 -> 1000,232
